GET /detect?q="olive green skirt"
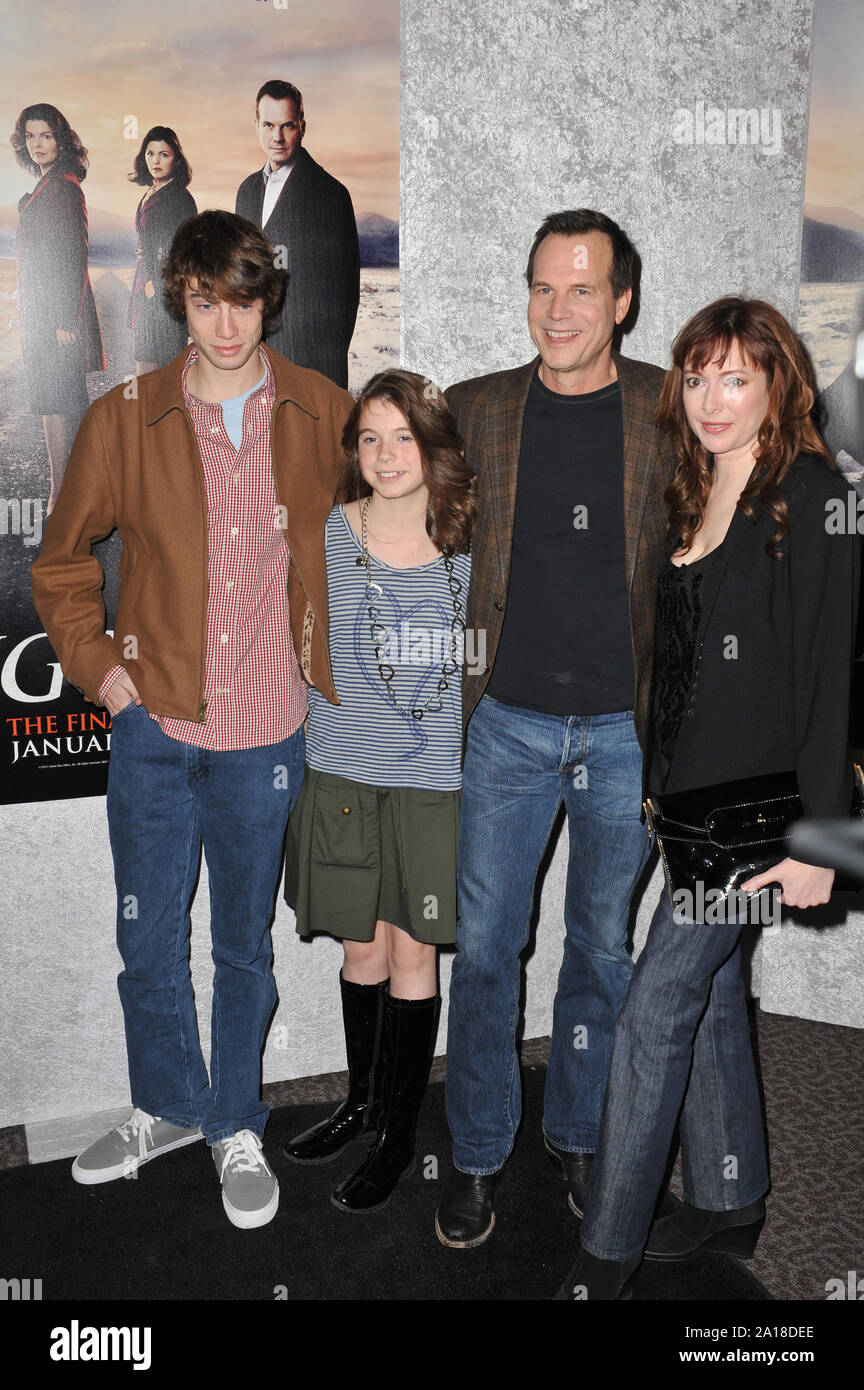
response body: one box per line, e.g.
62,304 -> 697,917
284,766 -> 460,944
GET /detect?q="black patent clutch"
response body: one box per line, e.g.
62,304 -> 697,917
644,765 -> 864,923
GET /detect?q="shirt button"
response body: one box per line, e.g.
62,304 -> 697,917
220,634 -> 229,644
231,527 -> 239,536
233,472 -> 240,482
342,806 -> 352,815
210,426 -> 219,434
226,580 -> 234,590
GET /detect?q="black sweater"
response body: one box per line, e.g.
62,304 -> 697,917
646,455 -> 861,819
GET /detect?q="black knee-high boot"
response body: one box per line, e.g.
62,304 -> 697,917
283,974 -> 388,1163
330,992 -> 440,1212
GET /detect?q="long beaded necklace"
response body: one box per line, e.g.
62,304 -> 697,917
359,496 -> 465,720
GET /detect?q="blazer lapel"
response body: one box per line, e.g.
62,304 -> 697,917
483,359 -> 537,586
616,351 -> 661,588
250,169 -> 265,224
267,148 -> 312,221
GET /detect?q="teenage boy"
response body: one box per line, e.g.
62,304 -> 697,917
32,209 -> 353,1229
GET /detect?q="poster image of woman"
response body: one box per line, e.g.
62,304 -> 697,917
127,126 -> 197,374
11,103 -> 105,512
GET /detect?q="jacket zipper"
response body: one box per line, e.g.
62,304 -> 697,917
269,399 -> 337,700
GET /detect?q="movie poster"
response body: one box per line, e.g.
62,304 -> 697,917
798,0 -> 864,459
797,0 -> 864,738
0,0 -> 399,804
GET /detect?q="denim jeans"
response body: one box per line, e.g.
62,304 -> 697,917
106,704 -> 305,1145
445,695 -> 649,1173
580,893 -> 770,1261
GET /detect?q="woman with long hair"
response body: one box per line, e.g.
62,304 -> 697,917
556,297 -> 859,1299
11,103 -> 104,511
283,369 -> 474,1212
127,126 -> 196,374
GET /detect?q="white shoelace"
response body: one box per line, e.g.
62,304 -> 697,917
218,1129 -> 271,1180
116,1108 -> 158,1160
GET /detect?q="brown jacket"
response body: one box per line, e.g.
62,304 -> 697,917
446,352 -> 675,750
31,345 -> 352,720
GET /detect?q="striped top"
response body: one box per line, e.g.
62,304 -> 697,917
306,505 -> 471,789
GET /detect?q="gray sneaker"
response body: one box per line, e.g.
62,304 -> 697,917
213,1130 -> 279,1229
72,1109 -> 203,1185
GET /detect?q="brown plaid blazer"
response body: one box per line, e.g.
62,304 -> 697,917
446,351 -> 676,751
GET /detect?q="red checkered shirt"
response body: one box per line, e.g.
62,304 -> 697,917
99,345 -> 307,749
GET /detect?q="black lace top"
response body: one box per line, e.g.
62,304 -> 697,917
652,545 -> 724,779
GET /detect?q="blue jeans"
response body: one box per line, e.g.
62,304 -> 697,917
446,696 -> 649,1173
581,893 -> 770,1260
106,704 -> 305,1145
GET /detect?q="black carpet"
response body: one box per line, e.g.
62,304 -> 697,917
1,1063 -> 770,1302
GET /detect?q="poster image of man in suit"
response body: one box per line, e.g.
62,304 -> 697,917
235,79 -> 360,388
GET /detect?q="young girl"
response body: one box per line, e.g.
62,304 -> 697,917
283,369 -> 474,1212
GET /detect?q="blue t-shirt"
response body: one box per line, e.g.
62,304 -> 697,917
306,505 -> 471,789
220,374 -> 266,448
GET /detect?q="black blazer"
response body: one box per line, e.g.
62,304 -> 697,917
235,146 -> 360,388
647,455 -> 861,819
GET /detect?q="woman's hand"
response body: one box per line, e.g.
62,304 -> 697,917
741,857 -> 834,908
144,280 -> 155,300
56,328 -> 75,345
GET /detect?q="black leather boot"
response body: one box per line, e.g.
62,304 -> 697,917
283,974 -> 387,1164
330,992 -> 440,1212
644,1195 -> 766,1262
553,1239 -> 642,1301
544,1137 -> 594,1218
435,1168 -> 499,1248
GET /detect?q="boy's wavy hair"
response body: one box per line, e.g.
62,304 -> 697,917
656,296 -> 834,557
162,209 -> 286,331
339,370 -> 475,556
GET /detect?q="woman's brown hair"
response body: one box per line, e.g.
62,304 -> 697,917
656,297 -> 834,556
339,370 -> 475,556
11,104 -> 89,181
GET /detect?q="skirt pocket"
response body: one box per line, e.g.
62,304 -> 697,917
311,780 -> 377,869
284,768 -> 381,940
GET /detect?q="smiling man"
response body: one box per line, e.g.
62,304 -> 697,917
235,79 -> 360,388
31,209 -> 353,1229
436,209 -> 676,1248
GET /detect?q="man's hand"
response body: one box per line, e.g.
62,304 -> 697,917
104,673 -> 143,717
144,280 -> 156,300
56,328 -> 75,345
741,857 -> 834,908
